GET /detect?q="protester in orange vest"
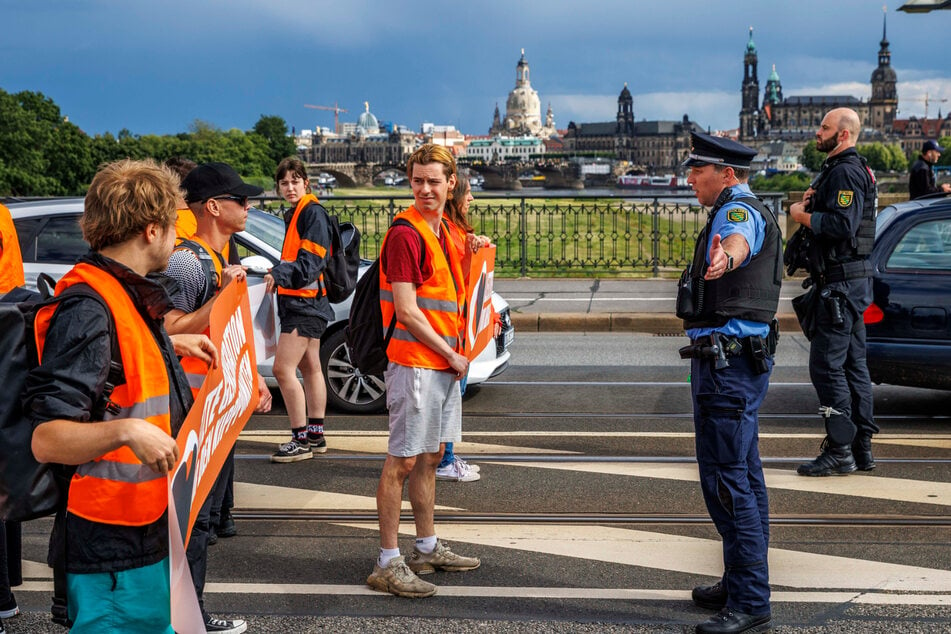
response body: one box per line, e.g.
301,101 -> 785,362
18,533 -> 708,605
0,203 -> 25,294
434,172 -> 495,483
366,144 -> 480,599
163,162 -> 271,634
26,159 -> 216,633
263,158 -> 334,463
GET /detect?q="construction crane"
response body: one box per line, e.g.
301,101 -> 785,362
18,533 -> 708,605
904,93 -> 948,120
304,103 -> 348,134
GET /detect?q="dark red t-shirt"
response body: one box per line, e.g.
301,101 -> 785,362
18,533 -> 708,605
381,224 -> 449,285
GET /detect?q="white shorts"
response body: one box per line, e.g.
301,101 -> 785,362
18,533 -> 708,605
384,363 -> 462,457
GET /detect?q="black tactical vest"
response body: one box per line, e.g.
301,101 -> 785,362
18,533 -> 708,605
683,190 -> 783,330
812,152 -> 877,262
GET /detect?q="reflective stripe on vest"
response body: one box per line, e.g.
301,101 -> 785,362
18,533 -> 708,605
0,204 -> 25,293
35,263 -> 172,527
278,193 -> 327,298
379,207 -> 465,370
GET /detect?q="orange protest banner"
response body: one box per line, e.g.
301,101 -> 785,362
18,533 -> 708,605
465,245 -> 496,361
169,277 -> 260,549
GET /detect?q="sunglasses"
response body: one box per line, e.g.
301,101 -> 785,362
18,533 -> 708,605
212,195 -> 248,206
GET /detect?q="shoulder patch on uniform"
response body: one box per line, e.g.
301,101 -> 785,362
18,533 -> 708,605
837,190 -> 854,207
727,208 -> 748,223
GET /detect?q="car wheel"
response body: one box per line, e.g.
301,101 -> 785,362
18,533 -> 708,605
320,327 -> 387,414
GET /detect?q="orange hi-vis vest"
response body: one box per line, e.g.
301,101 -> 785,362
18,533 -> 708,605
34,263 -> 171,527
0,204 -> 25,293
379,207 -> 466,370
175,236 -> 226,396
174,207 -> 197,244
278,193 -> 327,298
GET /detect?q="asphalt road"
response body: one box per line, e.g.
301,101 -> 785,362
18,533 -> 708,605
11,333 -> 951,633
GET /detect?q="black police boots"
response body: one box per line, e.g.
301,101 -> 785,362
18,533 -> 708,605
851,434 -> 876,471
692,579 -> 728,610
696,608 -> 772,633
797,439 -> 856,476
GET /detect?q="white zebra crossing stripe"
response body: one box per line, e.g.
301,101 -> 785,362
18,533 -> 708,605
334,522 -> 951,593
493,462 -> 951,507
234,482 -> 462,511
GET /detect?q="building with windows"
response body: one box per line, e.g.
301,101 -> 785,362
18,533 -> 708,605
562,84 -> 701,172
465,135 -> 545,162
739,16 -> 898,142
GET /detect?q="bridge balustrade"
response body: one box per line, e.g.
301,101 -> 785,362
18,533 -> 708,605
256,192 -> 786,278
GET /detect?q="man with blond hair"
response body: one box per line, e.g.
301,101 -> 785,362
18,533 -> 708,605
789,107 -> 879,476
367,144 -> 480,598
26,159 -> 214,633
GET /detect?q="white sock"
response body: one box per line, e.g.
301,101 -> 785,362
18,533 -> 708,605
378,547 -> 400,568
415,535 -> 437,554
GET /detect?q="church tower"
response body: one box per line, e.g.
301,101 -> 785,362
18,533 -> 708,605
869,9 -> 898,133
739,27 -> 760,142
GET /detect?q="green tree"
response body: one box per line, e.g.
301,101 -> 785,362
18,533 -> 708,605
0,89 -> 75,195
937,137 -> 951,167
750,171 -> 811,193
800,141 -> 824,171
858,142 -> 908,172
251,115 -> 297,172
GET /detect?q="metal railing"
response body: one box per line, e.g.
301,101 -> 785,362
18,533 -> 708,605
258,191 -> 787,278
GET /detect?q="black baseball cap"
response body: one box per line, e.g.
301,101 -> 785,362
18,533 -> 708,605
922,140 -> 945,153
682,132 -> 758,169
181,162 -> 264,203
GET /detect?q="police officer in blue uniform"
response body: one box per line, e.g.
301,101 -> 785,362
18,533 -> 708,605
788,107 -> 878,476
676,132 -> 781,634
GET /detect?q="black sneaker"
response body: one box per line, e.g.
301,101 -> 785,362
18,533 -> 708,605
270,439 -> 312,463
692,579 -> 727,610
204,615 -> 247,633
208,525 -> 218,545
0,593 -> 17,619
307,435 -> 328,453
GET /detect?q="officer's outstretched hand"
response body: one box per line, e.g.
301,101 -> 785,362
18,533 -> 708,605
705,234 -> 728,280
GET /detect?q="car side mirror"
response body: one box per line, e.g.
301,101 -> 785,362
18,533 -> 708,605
241,255 -> 273,275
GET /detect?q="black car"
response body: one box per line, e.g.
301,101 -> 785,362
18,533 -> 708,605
864,194 -> 951,390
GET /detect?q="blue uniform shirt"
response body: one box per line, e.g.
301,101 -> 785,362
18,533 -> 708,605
686,183 -> 771,340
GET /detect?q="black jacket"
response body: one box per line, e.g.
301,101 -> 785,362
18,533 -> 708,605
909,156 -> 940,200
24,253 -> 192,573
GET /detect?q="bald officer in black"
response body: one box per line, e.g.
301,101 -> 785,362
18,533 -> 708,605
788,107 -> 878,476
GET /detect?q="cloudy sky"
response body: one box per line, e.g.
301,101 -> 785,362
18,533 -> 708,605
3,1 -> 949,137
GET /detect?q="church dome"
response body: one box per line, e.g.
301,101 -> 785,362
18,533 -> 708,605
357,102 -> 379,134
746,27 -> 756,53
871,66 -> 896,82
768,66 -> 780,82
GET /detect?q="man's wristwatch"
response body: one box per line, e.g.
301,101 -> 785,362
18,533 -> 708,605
723,250 -> 734,272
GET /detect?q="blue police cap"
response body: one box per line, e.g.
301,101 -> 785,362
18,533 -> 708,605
682,132 -> 757,169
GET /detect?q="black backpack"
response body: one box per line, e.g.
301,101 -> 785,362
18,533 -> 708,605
0,279 -> 123,522
321,207 -> 362,303
345,219 -> 422,376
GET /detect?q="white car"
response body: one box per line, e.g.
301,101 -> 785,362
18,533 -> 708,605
8,198 -> 514,413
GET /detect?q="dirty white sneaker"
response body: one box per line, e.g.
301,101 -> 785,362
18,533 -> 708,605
436,458 -> 480,482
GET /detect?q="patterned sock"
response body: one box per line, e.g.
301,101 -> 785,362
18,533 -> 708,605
307,418 -> 325,442
379,547 -> 401,568
415,535 -> 437,554
293,427 -> 308,444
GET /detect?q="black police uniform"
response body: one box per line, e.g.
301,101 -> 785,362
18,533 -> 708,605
677,133 -> 779,634
794,148 -> 879,475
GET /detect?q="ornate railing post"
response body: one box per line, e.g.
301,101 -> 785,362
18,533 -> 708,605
519,196 -> 528,277
651,196 -> 660,278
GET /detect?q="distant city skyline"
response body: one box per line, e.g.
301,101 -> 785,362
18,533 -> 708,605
3,1 -> 950,138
